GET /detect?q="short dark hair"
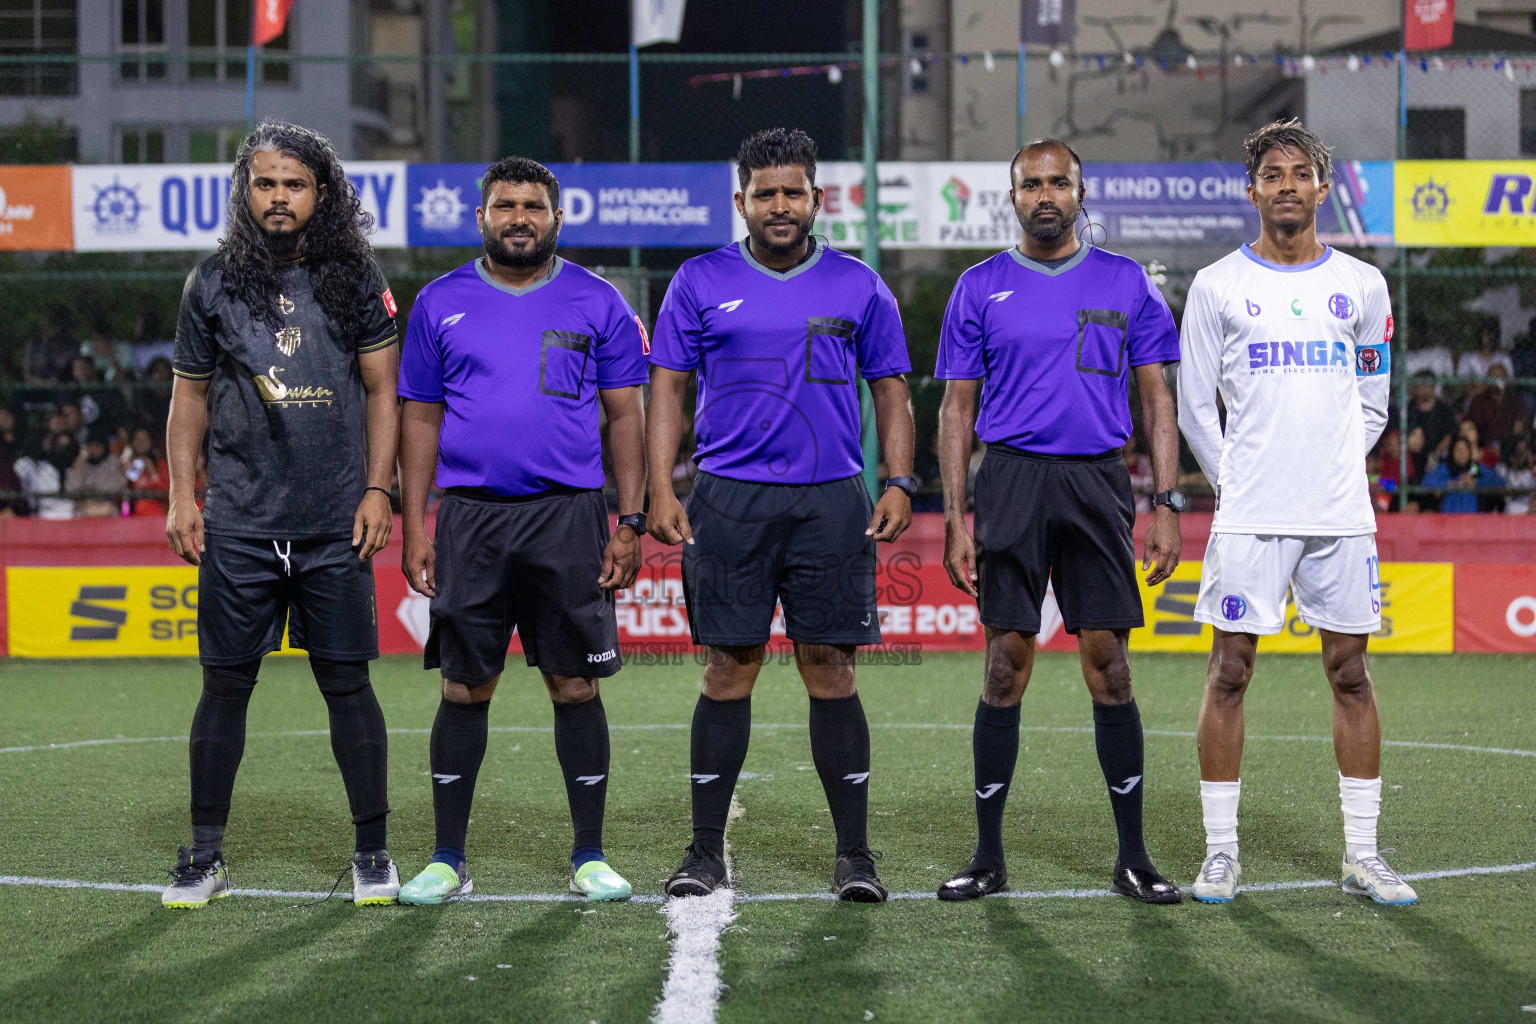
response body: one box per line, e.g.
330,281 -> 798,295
1010,137 -> 1084,184
1244,118 -> 1332,184
736,128 -> 818,190
481,156 -> 560,209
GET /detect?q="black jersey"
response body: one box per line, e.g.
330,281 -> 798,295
172,254 -> 398,539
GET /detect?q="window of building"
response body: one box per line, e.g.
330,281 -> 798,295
187,0 -> 290,83
1521,90 -> 1536,157
120,127 -> 166,163
0,0 -> 79,97
1406,107 -> 1466,159
119,0 -> 166,80
188,125 -> 244,163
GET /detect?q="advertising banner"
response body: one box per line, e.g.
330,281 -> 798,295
1394,160 -> 1536,246
0,165 -> 73,251
766,161 -> 1393,250
1131,561 -> 1455,653
406,162 -> 734,249
1453,563 -> 1536,652
70,161 -> 407,252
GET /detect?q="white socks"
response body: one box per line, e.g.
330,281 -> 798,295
1340,773 -> 1382,862
1200,779 -> 1241,858
1202,775 -> 1383,862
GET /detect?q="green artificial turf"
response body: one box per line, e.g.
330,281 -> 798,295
0,652 -> 1532,1023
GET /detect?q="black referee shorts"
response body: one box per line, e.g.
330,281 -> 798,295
973,444 -> 1143,635
682,471 -> 881,647
425,488 -> 621,685
198,533 -> 379,666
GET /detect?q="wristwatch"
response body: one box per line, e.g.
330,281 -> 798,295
617,512 -> 648,535
885,475 -> 919,499
1151,489 -> 1187,513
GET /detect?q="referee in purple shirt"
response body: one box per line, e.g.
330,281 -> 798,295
933,139 -> 1186,903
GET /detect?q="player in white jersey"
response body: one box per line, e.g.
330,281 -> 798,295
1177,120 -> 1417,907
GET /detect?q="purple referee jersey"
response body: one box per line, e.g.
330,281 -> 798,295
648,238 -> 911,484
935,245 -> 1180,455
399,257 -> 649,496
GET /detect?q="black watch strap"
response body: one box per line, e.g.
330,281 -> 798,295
885,475 -> 918,499
617,512 -> 647,534
1152,489 -> 1186,513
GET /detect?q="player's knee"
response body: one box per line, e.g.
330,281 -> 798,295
1207,651 -> 1253,701
547,674 -> 599,704
202,660 -> 259,702
1092,656 -> 1134,704
442,676 -> 498,704
981,658 -> 1027,705
311,658 -> 370,698
1326,653 -> 1373,702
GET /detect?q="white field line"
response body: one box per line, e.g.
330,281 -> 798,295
649,793 -> 743,1024
3,724 -> 1532,758
2,861 -> 1533,906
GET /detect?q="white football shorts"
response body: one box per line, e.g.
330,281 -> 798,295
1193,533 -> 1382,636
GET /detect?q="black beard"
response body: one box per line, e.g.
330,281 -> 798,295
1022,206 -> 1075,244
483,223 -> 559,268
261,223 -> 302,257
748,216 -> 813,258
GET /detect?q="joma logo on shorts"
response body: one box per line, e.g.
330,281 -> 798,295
587,648 -> 617,663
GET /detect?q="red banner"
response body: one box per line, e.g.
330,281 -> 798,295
1404,0 -> 1455,51
254,0 -> 295,45
1454,563 -> 1536,652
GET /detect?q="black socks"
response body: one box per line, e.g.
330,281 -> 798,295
553,695 -> 611,855
312,660 -> 390,853
972,699 -> 1021,871
189,661 -> 259,852
429,697 -> 490,855
1093,699 -> 1149,867
808,693 -> 872,857
689,693 -> 752,856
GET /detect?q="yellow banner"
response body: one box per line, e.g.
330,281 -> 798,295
1131,561 -> 1454,653
1395,160 -> 1536,246
6,567 -> 303,658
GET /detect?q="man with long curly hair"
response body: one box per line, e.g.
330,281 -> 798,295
160,120 -> 402,910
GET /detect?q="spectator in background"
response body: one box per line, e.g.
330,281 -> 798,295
130,307 -> 176,375
65,427 -> 127,516
1457,325 -> 1514,383
15,430 -> 77,519
1465,364 -> 1526,459
57,401 -> 86,445
1458,419 -> 1499,470
1406,370 -> 1457,469
1374,427 -> 1402,512
1500,438 -> 1533,515
0,407 -> 19,455
1404,426 -> 1428,486
124,427 -> 170,517
82,317 -> 132,383
1422,436 -> 1506,513
24,304 -> 78,385
132,357 -> 174,430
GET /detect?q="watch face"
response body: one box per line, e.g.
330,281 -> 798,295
1169,491 -> 1187,512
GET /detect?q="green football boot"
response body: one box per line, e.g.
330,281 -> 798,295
570,860 -> 632,901
398,860 -> 473,905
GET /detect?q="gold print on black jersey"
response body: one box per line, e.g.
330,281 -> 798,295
254,366 -> 334,407
275,326 -> 301,357
278,293 -> 295,315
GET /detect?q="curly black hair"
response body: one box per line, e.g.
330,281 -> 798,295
480,155 -> 560,208
218,119 -> 378,339
736,127 -> 818,190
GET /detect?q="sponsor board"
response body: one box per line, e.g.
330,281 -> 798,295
70,161 -> 406,251
1395,160 -> 1536,246
742,161 -> 1391,250
407,162 -> 734,248
1454,563 -> 1536,652
5,567 -> 303,658
1133,561 -> 1454,653
0,165 -> 73,251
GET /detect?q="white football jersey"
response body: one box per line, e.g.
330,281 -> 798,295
1177,244 -> 1391,536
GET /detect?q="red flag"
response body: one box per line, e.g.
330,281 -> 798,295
254,0 -> 296,46
1404,0 -> 1454,51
